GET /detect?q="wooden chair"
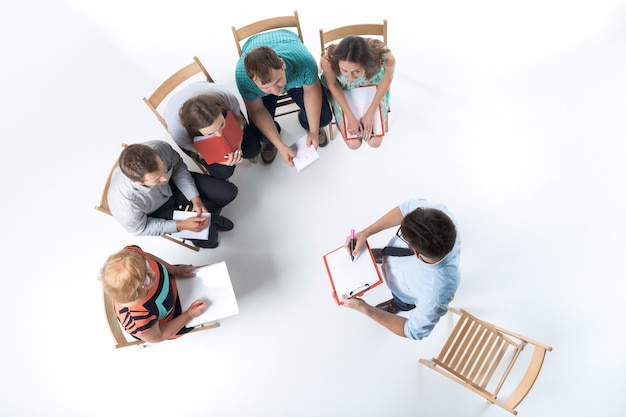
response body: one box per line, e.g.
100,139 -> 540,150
319,20 -> 389,140
142,56 -> 215,174
94,144 -> 200,252
231,10 -> 303,118
103,290 -> 220,349
419,308 -> 552,415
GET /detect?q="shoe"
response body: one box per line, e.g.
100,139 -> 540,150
375,299 -> 400,314
213,215 -> 234,232
371,248 -> 383,264
247,154 -> 259,164
192,239 -> 219,249
261,142 -> 277,164
318,129 -> 328,147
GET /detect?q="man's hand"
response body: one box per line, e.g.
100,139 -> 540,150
177,216 -> 208,232
341,294 -> 367,310
344,230 -> 369,258
190,197 -> 208,216
305,130 -> 319,149
278,144 -> 296,166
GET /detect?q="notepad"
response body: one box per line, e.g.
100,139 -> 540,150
290,135 -> 320,171
323,241 -> 384,305
170,210 -> 211,240
342,85 -> 385,140
176,261 -> 239,328
193,111 -> 243,164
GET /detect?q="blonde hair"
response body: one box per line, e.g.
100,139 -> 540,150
99,249 -> 146,303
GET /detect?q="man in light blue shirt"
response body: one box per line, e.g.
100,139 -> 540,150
342,198 -> 461,340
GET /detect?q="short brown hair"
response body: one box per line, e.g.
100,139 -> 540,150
400,207 -> 456,259
244,46 -> 282,84
118,144 -> 160,182
99,249 -> 146,304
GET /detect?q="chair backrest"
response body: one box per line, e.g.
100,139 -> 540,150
231,11 -> 303,118
142,56 -> 214,130
102,289 -> 221,349
103,290 -> 146,349
94,144 -> 126,216
319,20 -> 387,55
142,56 -> 214,174
232,10 -> 303,57
94,144 -> 200,252
419,308 -> 552,415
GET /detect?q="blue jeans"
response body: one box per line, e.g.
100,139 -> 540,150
247,82 -> 333,142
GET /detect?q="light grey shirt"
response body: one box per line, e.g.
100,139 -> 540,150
108,140 -> 199,236
163,81 -> 242,154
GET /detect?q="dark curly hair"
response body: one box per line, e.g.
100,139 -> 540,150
400,207 -> 456,259
327,36 -> 390,80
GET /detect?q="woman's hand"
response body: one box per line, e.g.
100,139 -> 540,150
345,114 -> 362,138
186,299 -> 208,318
169,264 -> 197,279
222,149 -> 244,166
361,109 -> 377,141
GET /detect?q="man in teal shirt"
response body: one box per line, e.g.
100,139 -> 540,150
235,29 -> 332,165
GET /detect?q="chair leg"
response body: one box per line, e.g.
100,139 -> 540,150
162,234 -> 200,252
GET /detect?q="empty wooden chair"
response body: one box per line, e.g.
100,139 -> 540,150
419,308 -> 552,415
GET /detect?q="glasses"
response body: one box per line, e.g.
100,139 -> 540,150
396,227 -> 426,262
396,227 -> 409,245
140,260 -> 153,289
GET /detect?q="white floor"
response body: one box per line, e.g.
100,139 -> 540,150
1,1 -> 625,416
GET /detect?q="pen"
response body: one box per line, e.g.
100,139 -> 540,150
350,229 -> 355,262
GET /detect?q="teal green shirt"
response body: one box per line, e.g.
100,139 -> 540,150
235,29 -> 319,101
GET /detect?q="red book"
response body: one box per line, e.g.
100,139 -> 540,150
193,111 -> 243,164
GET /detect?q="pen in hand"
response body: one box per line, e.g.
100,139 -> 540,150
350,229 -> 355,262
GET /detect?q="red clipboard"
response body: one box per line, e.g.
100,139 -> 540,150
341,85 -> 385,140
323,241 -> 384,306
193,111 -> 243,164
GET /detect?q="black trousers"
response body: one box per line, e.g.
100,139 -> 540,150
149,173 -> 238,245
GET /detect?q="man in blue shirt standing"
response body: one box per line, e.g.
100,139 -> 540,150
343,198 -> 461,340
235,29 -> 332,165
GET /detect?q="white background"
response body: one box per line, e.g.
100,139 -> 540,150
1,0 -> 625,416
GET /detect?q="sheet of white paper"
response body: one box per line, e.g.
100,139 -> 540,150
170,210 -> 211,240
290,135 -> 320,171
323,244 -> 382,298
176,261 -> 239,328
343,85 -> 384,139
